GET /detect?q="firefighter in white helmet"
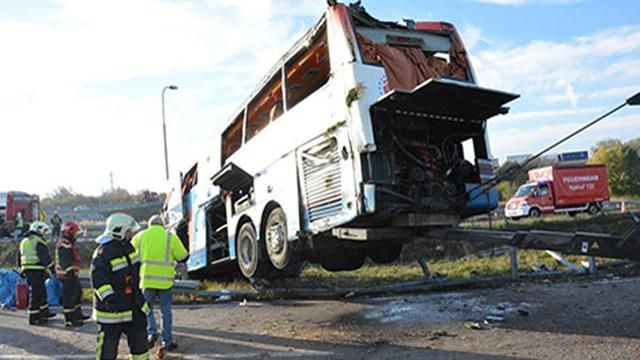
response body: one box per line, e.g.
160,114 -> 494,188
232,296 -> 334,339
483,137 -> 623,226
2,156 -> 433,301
18,221 -> 56,325
91,213 -> 149,359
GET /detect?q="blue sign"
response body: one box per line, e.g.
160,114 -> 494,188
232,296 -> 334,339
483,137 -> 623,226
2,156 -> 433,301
560,151 -> 588,162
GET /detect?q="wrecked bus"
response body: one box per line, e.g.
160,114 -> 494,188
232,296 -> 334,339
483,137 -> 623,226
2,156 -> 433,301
164,2 -> 519,279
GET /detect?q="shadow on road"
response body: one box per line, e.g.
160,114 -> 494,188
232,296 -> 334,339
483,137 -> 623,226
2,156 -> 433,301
0,324 -> 91,356
173,325 -> 520,359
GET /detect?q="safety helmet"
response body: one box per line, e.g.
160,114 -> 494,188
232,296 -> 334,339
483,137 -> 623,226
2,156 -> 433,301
62,220 -> 81,240
148,214 -> 164,226
103,213 -> 139,240
29,221 -> 51,237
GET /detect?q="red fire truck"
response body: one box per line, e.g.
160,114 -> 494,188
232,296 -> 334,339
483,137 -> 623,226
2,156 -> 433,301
505,165 -> 609,219
0,191 -> 40,237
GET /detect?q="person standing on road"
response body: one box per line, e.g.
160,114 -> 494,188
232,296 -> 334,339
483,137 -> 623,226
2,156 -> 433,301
91,212 -> 149,359
132,214 -> 188,353
17,221 -> 56,325
55,220 -> 90,327
50,212 -> 62,239
14,212 -> 25,240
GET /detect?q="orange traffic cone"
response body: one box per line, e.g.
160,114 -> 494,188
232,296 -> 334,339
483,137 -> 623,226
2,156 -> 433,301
621,201 -> 627,214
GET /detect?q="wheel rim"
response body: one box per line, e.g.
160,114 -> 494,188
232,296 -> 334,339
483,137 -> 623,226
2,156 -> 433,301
240,233 -> 254,268
266,210 -> 289,269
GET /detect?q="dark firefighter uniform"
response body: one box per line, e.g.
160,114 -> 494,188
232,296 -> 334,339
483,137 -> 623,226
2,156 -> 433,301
91,236 -> 149,359
55,235 -> 86,326
18,231 -> 54,325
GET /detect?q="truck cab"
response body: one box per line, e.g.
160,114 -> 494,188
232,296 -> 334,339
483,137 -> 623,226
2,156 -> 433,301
505,181 -> 553,219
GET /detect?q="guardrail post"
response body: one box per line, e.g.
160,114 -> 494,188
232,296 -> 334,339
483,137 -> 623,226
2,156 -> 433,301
510,246 -> 519,280
588,256 -> 597,274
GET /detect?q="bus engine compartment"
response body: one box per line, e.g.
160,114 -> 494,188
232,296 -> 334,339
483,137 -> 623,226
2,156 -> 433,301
361,79 -> 520,223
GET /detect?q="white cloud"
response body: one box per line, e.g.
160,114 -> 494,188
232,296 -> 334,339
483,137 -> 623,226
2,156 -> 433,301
0,0 -> 323,195
461,24 -> 484,51
490,113 -> 640,160
472,25 -> 640,94
472,0 -> 584,5
494,106 -> 603,123
586,85 -> 640,101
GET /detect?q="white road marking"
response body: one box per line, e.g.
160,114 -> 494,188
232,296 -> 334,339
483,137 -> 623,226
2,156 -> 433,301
172,330 -> 333,356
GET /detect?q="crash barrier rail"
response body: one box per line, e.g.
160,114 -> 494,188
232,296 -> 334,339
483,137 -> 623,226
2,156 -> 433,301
69,260 -> 629,301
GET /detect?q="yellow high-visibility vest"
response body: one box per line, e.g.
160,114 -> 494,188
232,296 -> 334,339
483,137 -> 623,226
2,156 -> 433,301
20,234 -> 47,271
132,225 -> 188,290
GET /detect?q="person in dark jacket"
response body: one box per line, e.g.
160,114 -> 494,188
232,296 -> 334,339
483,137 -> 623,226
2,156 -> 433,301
91,212 -> 149,359
50,212 -> 63,238
55,220 -> 89,327
18,221 -> 56,325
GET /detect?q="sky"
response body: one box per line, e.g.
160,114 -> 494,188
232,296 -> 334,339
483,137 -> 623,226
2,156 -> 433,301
1,0 -> 639,197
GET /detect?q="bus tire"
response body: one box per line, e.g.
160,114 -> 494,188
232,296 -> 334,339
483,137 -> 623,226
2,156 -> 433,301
368,244 -> 403,264
236,222 -> 269,279
529,208 -> 541,218
320,252 -> 366,272
264,207 -> 292,270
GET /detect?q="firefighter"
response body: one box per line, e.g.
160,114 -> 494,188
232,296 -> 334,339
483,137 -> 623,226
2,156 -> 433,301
55,220 -> 90,327
18,221 -> 56,325
132,215 -> 188,352
51,212 -> 63,239
91,212 -> 149,360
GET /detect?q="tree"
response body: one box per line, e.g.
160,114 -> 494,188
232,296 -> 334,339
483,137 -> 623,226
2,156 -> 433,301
589,139 -> 640,196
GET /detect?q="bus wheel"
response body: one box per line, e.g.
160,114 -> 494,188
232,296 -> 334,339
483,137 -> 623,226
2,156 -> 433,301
529,208 -> 541,218
236,222 -> 267,278
264,207 -> 292,270
368,244 -> 403,264
320,252 -> 366,272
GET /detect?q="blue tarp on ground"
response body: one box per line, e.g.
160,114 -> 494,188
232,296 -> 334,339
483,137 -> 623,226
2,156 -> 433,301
0,269 -> 23,307
0,269 -> 63,307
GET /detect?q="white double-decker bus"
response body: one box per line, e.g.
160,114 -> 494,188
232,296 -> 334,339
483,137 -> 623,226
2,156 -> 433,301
165,2 -> 519,279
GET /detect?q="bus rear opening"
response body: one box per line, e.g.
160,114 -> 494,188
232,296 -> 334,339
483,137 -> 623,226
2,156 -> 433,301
363,79 -> 519,221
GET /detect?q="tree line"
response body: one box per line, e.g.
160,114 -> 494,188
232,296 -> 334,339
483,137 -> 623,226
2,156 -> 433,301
42,186 -> 164,208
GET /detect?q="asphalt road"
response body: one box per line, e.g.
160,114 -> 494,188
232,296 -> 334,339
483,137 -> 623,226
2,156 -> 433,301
1,276 -> 640,359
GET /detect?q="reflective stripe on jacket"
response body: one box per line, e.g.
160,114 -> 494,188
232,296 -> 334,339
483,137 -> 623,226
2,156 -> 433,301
91,239 -> 148,324
55,237 -> 81,279
19,233 -> 52,271
132,225 -> 188,290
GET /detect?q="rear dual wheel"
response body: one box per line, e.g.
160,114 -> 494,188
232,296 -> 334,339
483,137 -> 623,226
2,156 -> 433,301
236,222 -> 268,279
236,207 -> 303,279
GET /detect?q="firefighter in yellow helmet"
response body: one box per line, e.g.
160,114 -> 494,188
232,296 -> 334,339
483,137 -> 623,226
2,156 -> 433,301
131,214 -> 188,352
18,221 -> 56,325
91,213 -> 149,359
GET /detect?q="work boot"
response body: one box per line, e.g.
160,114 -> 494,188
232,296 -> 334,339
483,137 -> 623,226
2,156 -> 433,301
64,312 -> 84,328
162,342 -> 178,352
147,333 -> 158,349
29,314 -> 44,326
75,307 -> 90,321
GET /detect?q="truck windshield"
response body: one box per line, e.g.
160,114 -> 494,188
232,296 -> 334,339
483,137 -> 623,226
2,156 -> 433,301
515,184 -> 536,197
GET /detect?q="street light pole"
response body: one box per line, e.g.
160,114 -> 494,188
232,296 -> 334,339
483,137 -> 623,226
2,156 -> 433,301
162,85 -> 178,180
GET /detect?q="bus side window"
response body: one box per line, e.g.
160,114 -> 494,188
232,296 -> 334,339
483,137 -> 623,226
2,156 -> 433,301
246,74 -> 283,142
221,111 -> 244,163
285,25 -> 330,111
